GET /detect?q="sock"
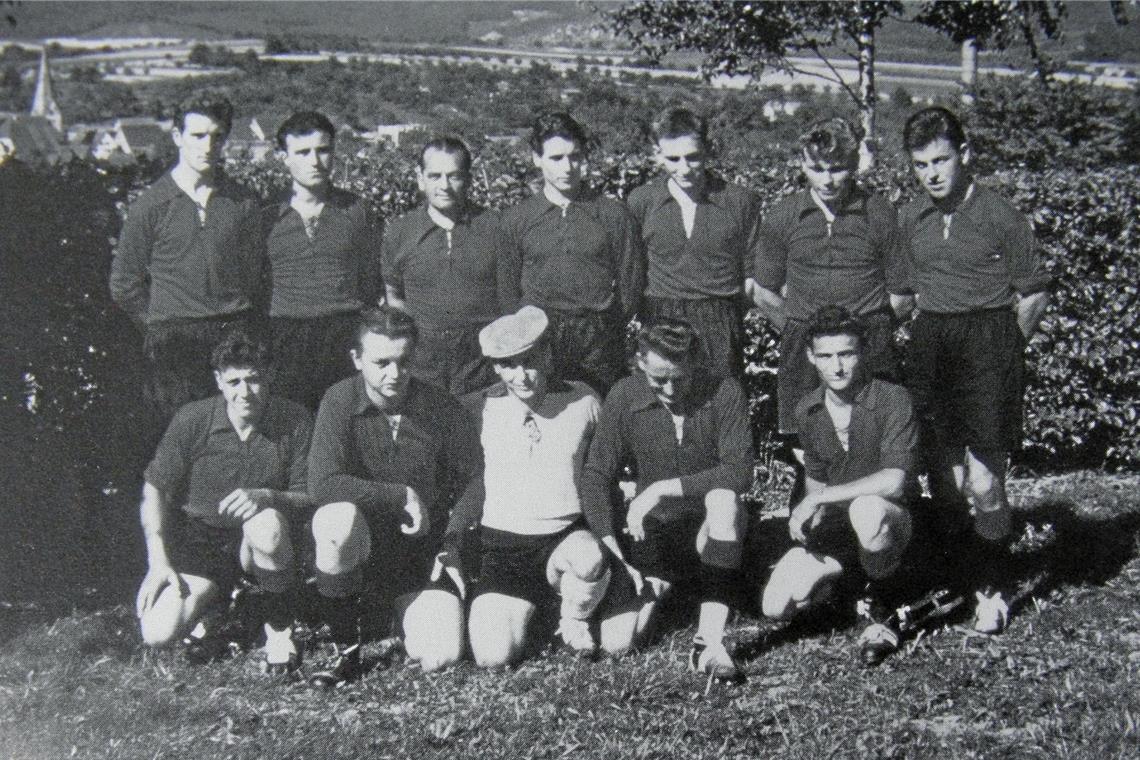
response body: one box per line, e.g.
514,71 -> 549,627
559,566 -> 612,621
317,593 -> 361,646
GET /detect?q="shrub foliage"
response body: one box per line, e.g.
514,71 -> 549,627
3,132 -> 1138,474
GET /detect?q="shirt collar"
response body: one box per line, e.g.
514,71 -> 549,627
795,186 -> 869,221
627,370 -> 716,414
803,377 -> 881,414
911,180 -> 978,220
273,186 -> 356,219
648,173 -> 723,209
207,395 -> 277,437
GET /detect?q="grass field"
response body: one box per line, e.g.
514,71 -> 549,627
0,472 -> 1137,759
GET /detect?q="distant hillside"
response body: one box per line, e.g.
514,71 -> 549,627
0,1 -> 596,45
2,1 -> 1135,64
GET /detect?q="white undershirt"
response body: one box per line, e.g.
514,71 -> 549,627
670,413 -> 686,445
427,205 -> 455,252
942,182 -> 975,240
809,189 -> 837,238
667,178 -> 698,238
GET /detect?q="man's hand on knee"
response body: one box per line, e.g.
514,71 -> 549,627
218,488 -> 275,522
136,563 -> 187,617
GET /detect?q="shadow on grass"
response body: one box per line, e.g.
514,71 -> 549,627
733,486 -> 1140,665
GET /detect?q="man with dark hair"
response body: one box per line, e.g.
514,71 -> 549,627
135,330 -> 313,673
382,136 -> 518,396
760,305 -> 920,663
306,306 -> 480,683
111,93 -> 262,421
898,107 -> 1050,635
265,110 -> 380,409
583,317 -> 754,680
447,305 -> 611,666
502,111 -> 644,395
628,107 -> 763,379
752,117 -> 908,436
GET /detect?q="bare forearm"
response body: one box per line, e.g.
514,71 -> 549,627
813,468 -> 907,506
750,283 -> 787,333
139,483 -> 173,567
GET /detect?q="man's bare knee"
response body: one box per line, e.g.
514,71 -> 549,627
761,547 -> 840,620
556,532 -> 606,581
849,495 -> 889,543
703,489 -> 744,539
243,508 -> 289,554
312,502 -> 367,569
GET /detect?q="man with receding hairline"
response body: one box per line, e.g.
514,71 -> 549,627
383,136 -> 518,396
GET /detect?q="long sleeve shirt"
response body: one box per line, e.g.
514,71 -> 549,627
628,175 -> 762,300
264,188 -> 380,318
580,371 -> 755,542
307,375 -> 481,534
381,204 -> 519,330
110,172 -> 262,324
502,190 -> 644,320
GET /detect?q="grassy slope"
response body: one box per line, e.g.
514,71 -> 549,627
0,474 -> 1137,759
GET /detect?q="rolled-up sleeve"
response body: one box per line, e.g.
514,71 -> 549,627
998,204 -> 1050,296
877,387 -> 919,474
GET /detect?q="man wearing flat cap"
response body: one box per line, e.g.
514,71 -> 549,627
445,305 -> 612,665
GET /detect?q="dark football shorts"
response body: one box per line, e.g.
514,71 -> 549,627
907,307 -> 1025,470
168,515 -> 245,593
626,498 -> 706,585
472,522 -> 583,607
360,509 -> 457,603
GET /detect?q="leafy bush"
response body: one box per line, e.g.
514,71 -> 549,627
4,135 -> 1138,473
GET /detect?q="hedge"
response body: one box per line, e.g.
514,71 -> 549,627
2,144 -> 1137,478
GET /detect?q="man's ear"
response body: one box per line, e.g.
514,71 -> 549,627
531,151 -> 543,170
960,144 -> 972,167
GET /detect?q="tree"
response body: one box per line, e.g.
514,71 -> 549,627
914,1 -> 1067,94
609,0 -> 903,169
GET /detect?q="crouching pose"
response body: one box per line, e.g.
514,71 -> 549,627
583,319 -> 755,680
761,306 -> 919,663
306,306 -> 480,683
136,331 -> 313,672
447,305 -> 611,666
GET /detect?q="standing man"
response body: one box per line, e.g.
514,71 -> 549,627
502,112 -> 644,395
760,306 -> 919,665
629,108 -> 763,379
899,107 -> 1050,634
111,93 -> 262,420
266,111 -> 380,409
135,331 -> 312,673
306,307 -> 480,682
383,136 -> 518,396
582,318 -> 754,680
447,306 -> 612,666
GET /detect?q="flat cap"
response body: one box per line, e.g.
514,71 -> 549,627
479,305 -> 549,359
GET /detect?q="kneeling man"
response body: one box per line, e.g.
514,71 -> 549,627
306,306 -> 480,682
761,306 -> 918,663
136,331 -> 313,672
583,318 -> 754,680
450,305 -> 611,666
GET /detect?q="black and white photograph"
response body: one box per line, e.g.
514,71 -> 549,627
1,1 -> 1137,757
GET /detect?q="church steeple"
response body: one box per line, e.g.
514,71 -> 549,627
30,47 -> 63,132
